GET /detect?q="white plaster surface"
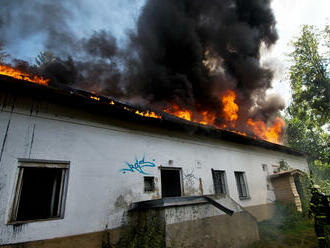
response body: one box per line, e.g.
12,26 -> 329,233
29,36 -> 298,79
165,195 -> 244,225
0,93 -> 309,244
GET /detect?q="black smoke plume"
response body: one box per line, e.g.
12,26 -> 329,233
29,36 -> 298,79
0,0 -> 284,128
125,0 -> 281,124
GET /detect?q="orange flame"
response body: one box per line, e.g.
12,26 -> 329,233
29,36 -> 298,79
221,90 -> 239,123
164,104 -> 192,121
0,64 -> 49,86
135,110 -> 162,119
90,96 -> 100,101
247,117 -> 284,144
199,111 -> 216,125
162,90 -> 284,144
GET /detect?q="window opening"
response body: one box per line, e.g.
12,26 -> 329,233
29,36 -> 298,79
212,169 -> 227,194
161,168 -> 182,197
144,176 -> 155,192
235,171 -> 249,199
262,164 -> 268,172
10,160 -> 69,223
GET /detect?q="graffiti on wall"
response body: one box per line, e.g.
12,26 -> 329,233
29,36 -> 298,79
184,168 -> 197,187
121,155 -> 156,175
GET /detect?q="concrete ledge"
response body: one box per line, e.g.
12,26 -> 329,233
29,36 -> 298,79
130,194 -> 241,215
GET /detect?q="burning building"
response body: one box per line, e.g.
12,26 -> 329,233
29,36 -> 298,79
0,70 -> 308,247
0,0 -> 310,247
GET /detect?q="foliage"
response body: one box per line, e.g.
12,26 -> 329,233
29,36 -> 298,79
299,173 -> 313,215
0,44 -> 8,63
116,210 -> 165,248
286,25 -> 330,192
35,51 -> 56,67
249,203 -> 318,248
278,159 -> 290,171
310,161 -> 330,195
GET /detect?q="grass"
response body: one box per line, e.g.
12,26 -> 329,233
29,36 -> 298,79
249,204 -> 318,248
250,219 -> 318,248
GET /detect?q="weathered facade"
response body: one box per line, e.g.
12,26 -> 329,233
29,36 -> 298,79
0,77 -> 309,247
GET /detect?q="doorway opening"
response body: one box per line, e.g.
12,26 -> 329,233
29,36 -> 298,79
161,168 -> 182,197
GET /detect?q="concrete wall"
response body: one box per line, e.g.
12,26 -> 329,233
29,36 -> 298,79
164,195 -> 259,247
166,211 -> 259,248
0,92 -> 309,245
0,229 -> 121,248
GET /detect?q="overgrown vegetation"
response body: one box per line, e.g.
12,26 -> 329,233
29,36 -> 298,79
286,25 -> 330,194
116,210 -> 165,248
249,203 -> 318,248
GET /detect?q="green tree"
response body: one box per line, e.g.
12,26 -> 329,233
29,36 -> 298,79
0,44 -> 8,63
286,25 -> 330,190
35,51 -> 56,67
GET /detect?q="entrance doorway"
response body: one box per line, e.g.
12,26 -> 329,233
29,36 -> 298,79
161,168 -> 182,197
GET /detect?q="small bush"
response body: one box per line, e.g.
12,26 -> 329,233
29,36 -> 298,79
116,210 -> 165,248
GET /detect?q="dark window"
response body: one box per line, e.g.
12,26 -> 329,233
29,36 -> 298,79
161,168 -> 182,197
212,169 -> 227,194
235,172 -> 249,199
262,164 -> 268,171
144,176 -> 155,192
10,161 -> 69,223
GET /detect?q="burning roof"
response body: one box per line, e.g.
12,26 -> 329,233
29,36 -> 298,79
0,70 -> 303,157
1,0 -> 288,147
0,64 -> 49,86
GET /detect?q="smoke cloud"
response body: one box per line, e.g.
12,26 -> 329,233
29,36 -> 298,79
1,0 -> 284,128
125,0 -> 280,124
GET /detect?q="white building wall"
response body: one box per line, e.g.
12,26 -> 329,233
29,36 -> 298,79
0,95 -> 308,245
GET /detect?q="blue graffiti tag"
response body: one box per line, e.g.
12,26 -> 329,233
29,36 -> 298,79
120,155 -> 156,175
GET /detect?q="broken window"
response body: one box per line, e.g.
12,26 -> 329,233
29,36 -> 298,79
212,169 -> 227,195
144,176 -> 155,192
161,168 -> 182,197
10,160 -> 69,223
235,171 -> 249,199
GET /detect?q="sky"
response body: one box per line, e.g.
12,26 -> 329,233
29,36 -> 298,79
2,0 -> 329,106
265,0 -> 329,104
3,0 -> 146,62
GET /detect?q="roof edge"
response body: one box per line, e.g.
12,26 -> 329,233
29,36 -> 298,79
0,75 -> 305,157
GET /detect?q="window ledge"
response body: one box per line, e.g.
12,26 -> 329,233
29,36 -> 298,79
7,217 -> 63,225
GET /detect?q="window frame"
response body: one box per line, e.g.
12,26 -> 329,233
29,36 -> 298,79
8,159 -> 70,224
211,169 -> 228,195
144,176 -> 155,193
234,171 -> 250,200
